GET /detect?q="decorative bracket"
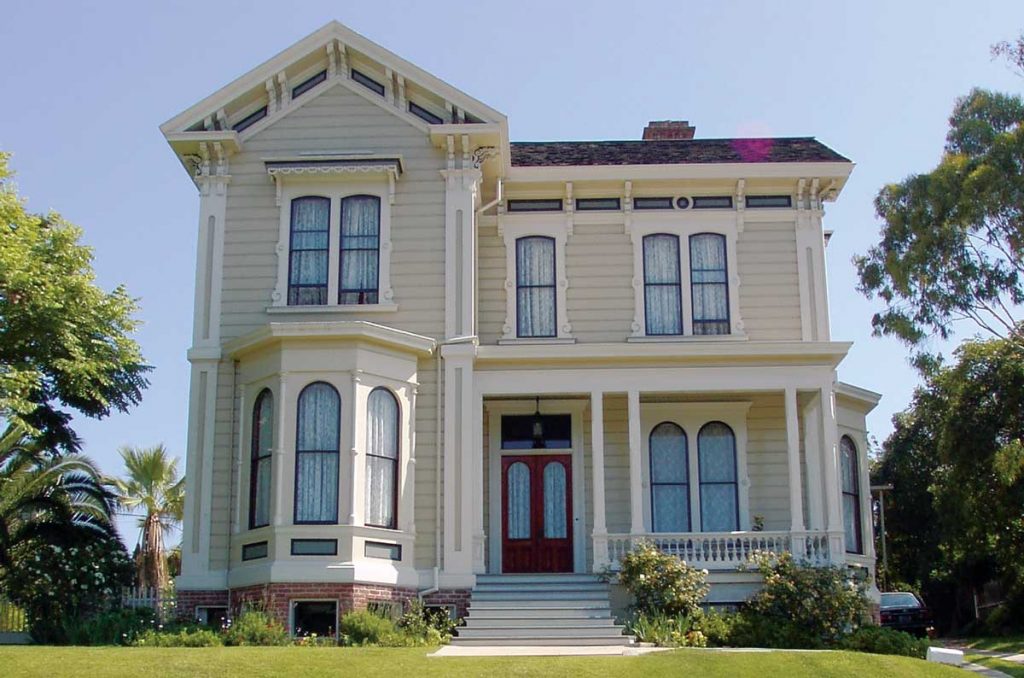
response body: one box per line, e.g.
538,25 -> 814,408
735,179 -> 746,233
624,180 -> 633,232
565,182 -> 574,235
471,146 -> 498,169
265,78 -> 278,112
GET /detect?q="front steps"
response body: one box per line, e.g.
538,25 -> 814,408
452,574 -> 633,647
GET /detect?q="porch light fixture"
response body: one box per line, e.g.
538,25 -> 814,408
531,397 -> 546,449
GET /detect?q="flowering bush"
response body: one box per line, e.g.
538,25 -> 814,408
618,541 -> 709,617
134,626 -> 223,647
397,600 -> 460,644
221,609 -> 289,646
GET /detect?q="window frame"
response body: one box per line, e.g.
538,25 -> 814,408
500,217 -> 573,343
514,235 -> 558,339
286,195 -> 331,306
697,421 -> 740,532
840,435 -> 864,554
338,194 -> 382,305
689,232 -> 731,336
293,381 -> 342,526
365,387 -> 401,530
248,388 -> 274,530
642,234 -> 684,336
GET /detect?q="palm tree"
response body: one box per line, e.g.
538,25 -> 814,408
109,445 -> 184,590
0,425 -> 115,574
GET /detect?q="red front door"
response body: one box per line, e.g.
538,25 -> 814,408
501,454 -> 573,573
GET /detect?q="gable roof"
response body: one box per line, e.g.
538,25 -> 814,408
510,137 -> 848,167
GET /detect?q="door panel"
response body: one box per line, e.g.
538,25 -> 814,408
501,454 -> 573,573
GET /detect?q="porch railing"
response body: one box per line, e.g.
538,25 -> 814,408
605,530 -> 832,571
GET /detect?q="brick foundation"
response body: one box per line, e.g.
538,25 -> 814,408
176,589 -> 230,621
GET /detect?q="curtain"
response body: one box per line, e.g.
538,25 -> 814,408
543,462 -> 567,538
288,197 -> 330,305
643,235 -> 683,335
650,422 -> 689,532
251,390 -> 274,528
340,195 -> 380,304
698,422 -> 738,532
295,383 -> 340,523
841,437 -> 861,552
365,388 -> 399,528
507,462 -> 530,539
516,237 -> 556,337
690,234 -> 729,334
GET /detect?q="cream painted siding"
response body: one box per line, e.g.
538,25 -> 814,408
737,221 -> 802,341
477,222 -> 506,344
564,222 -> 635,343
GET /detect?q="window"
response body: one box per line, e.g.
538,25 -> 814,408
365,541 -> 402,560
632,197 -> 674,210
746,195 -> 792,208
249,389 -> 273,529
196,607 -> 228,627
575,197 -> 621,211
507,199 -> 563,212
650,422 -> 690,532
408,101 -> 444,124
293,601 -> 338,639
351,69 -> 385,96
698,422 -> 739,532
841,436 -> 863,554
690,233 -> 730,335
543,461 -> 568,538
294,382 -> 340,524
233,105 -> 268,132
241,541 -> 268,561
506,461 -> 530,539
365,388 -> 399,529
675,197 -> 691,209
515,236 -> 557,338
500,414 -> 572,449
292,70 -> 327,99
643,234 -> 683,335
692,196 -> 733,209
287,197 -> 330,305
339,195 -> 381,304
291,539 -> 338,556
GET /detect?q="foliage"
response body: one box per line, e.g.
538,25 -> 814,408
838,626 -> 930,658
627,611 -> 707,648
0,152 -> 149,453
854,84 -> 1024,361
744,551 -> 869,645
108,445 -> 184,589
61,607 -> 155,646
874,334 -> 1024,632
618,541 -> 710,617
689,609 -> 741,647
396,600 -> 459,644
727,612 -> 824,650
221,609 -> 289,647
340,606 -> 447,647
134,626 -> 223,647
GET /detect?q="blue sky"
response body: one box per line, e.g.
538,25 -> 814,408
2,1 -> 1022,546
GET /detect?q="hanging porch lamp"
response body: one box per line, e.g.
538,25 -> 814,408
531,396 -> 546,449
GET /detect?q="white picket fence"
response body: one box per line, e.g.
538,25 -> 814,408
121,587 -> 178,621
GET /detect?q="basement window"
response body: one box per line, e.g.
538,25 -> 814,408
232,106 -> 268,132
409,101 -> 444,125
507,199 -> 563,213
292,601 -> 338,639
745,195 -> 792,208
575,197 -> 621,211
632,197 -> 674,210
292,70 -> 327,99
692,196 -> 734,209
351,69 -> 385,96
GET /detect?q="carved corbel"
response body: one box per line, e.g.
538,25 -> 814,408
215,109 -> 228,132
277,72 -> 290,107
565,182 -> 574,235
396,74 -> 406,110
810,178 -> 821,212
624,180 -> 633,232
496,201 -> 506,237
461,134 -> 471,169
326,41 -> 337,78
388,169 -> 397,206
735,179 -> 746,233
265,78 -> 278,112
338,43 -> 348,75
446,135 -> 455,171
471,146 -> 497,169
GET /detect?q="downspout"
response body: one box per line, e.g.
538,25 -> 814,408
475,177 -> 502,218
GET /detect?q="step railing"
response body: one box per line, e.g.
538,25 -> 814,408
605,530 -> 833,571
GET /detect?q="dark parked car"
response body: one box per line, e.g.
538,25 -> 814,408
879,592 -> 933,636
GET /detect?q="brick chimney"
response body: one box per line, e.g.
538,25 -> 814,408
642,120 -> 696,141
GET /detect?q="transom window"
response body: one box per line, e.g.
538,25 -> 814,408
515,236 -> 557,338
690,233 -> 730,335
294,382 -> 341,525
840,436 -> 863,554
643,234 -> 683,335
365,388 -> 399,529
249,389 -> 274,529
339,195 -> 381,305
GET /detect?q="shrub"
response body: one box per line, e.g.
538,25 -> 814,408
340,609 -> 398,646
618,541 -> 710,617
62,607 -> 156,646
133,626 -> 222,647
397,601 -> 459,645
222,609 -> 289,646
628,611 -> 707,647
839,626 -> 930,658
728,612 -> 824,649
690,609 -> 741,647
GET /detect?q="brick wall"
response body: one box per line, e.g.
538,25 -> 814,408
176,589 -> 229,621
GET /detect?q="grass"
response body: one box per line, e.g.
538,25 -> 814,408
956,635 -> 1024,653
966,654 -> 1024,677
0,646 -> 963,678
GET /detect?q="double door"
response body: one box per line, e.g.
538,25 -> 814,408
501,454 -> 573,573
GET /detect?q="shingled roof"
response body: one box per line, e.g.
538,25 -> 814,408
509,137 -> 849,167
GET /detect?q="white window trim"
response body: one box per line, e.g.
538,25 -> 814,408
271,178 -> 394,310
639,402 -> 752,533
500,216 -> 574,343
628,212 -> 744,339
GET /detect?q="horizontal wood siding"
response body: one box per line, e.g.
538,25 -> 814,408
737,221 -> 801,341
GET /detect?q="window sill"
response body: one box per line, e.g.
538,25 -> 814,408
267,303 -> 399,315
498,337 -> 577,345
626,334 -> 747,343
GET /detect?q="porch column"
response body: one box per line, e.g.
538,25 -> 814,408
441,341 -> 477,579
820,382 -> 844,559
472,390 -> 486,573
802,395 -> 825,530
590,391 -> 609,570
627,390 -> 644,534
785,387 -> 805,532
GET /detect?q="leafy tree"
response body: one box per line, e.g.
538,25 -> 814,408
0,152 -> 149,452
109,445 -> 184,590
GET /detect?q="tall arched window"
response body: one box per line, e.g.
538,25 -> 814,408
840,436 -> 863,554
698,422 -> 739,532
294,382 -> 340,524
689,233 -> 730,335
339,195 -> 381,305
249,389 -> 274,529
365,388 -> 399,529
516,236 -> 556,337
650,422 -> 690,532
288,196 -> 331,305
643,234 -> 683,335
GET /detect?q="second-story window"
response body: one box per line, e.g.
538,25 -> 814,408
339,195 -> 381,305
690,233 -> 730,335
516,236 -> 557,338
643,234 -> 683,335
288,197 -> 331,305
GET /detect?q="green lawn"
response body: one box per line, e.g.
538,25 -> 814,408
0,646 -> 961,678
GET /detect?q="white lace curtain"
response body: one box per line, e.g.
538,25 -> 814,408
643,234 -> 683,335
339,195 -> 380,304
543,462 -> 567,538
690,234 -> 730,334
365,388 -> 399,528
516,237 -> 556,337
650,422 -> 689,532
840,437 -> 861,552
288,197 -> 330,305
507,462 -> 530,539
251,390 -> 274,528
698,422 -> 738,532
295,382 -> 340,523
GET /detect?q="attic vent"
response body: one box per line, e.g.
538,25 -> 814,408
745,195 -> 792,208
351,69 -> 385,97
632,197 -> 674,210
409,101 -> 443,125
507,199 -> 563,212
576,198 -> 621,211
232,106 -> 268,132
692,196 -> 733,209
292,70 -> 327,99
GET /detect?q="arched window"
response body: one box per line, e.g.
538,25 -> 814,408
288,196 -> 331,305
249,389 -> 274,529
841,436 -> 863,554
689,233 -> 730,335
294,382 -> 340,524
649,422 -> 690,532
516,236 -> 556,337
506,461 -> 530,540
643,234 -> 683,335
365,388 -> 399,529
339,195 -> 381,305
698,422 -> 739,532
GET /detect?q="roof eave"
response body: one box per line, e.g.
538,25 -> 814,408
506,160 -> 854,183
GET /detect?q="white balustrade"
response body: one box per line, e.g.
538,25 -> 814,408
605,530 -> 832,571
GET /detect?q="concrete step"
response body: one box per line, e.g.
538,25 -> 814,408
464,616 -> 618,629
473,582 -> 609,594
475,574 -> 604,585
451,634 -> 634,647
466,607 -> 612,620
470,589 -> 609,602
458,625 -> 628,639
469,598 -> 612,610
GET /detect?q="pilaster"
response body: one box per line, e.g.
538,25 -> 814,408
441,341 -> 478,577
590,391 -> 609,570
